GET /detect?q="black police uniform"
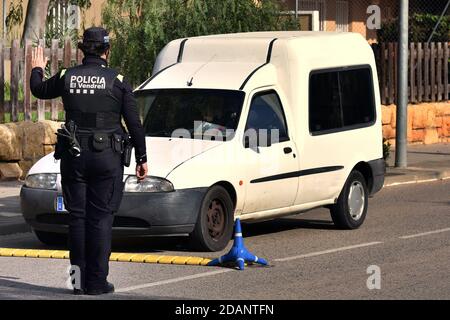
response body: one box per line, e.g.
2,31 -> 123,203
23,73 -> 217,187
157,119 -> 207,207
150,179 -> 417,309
30,42 -> 146,293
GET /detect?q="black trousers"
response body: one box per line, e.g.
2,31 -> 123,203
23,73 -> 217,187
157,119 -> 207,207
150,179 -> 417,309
60,148 -> 124,290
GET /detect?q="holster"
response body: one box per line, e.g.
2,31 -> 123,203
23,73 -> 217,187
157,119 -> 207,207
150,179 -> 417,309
54,130 -> 69,160
122,134 -> 133,167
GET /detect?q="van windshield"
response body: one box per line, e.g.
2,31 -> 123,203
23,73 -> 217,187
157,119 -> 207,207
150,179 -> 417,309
137,89 -> 245,140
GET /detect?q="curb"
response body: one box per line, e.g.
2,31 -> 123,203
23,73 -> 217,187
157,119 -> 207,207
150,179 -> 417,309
384,169 -> 450,187
0,248 -> 212,266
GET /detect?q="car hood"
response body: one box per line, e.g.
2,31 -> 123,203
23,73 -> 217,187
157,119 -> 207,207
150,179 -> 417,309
28,137 -> 223,178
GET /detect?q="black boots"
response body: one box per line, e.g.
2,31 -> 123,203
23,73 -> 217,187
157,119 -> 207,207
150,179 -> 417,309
86,282 -> 115,296
73,282 -> 115,296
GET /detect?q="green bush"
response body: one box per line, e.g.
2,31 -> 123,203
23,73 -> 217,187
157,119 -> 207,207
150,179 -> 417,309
4,82 -> 25,102
378,13 -> 450,42
383,138 -> 391,162
103,0 -> 297,86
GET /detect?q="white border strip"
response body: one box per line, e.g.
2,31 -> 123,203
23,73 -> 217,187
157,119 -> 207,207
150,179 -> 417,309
399,227 -> 450,239
117,269 -> 233,293
274,242 -> 383,262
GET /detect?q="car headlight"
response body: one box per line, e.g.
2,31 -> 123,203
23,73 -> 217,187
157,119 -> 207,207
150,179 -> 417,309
124,176 -> 174,193
25,174 -> 57,190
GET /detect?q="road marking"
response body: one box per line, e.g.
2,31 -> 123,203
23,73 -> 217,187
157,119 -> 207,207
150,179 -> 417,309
399,227 -> 450,239
274,242 -> 383,262
0,212 -> 22,217
0,248 -> 212,266
116,269 -> 233,293
385,176 -> 450,187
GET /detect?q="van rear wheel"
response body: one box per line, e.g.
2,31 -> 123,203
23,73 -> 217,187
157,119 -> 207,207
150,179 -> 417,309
330,171 -> 368,229
189,186 -> 234,252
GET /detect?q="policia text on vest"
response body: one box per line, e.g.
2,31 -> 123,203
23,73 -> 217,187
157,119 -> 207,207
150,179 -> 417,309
30,27 -> 148,296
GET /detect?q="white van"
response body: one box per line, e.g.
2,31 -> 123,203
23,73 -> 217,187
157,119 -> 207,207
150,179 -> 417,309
21,32 -> 385,252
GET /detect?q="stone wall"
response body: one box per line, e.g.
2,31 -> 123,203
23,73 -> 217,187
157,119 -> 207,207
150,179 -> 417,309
382,102 -> 450,146
0,121 -> 60,180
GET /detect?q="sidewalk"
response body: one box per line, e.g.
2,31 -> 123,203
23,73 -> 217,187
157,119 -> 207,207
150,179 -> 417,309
385,143 -> 450,186
0,143 -> 449,236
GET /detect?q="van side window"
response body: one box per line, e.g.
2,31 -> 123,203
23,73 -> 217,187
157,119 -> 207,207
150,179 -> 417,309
340,68 -> 375,127
309,66 -> 375,135
309,72 -> 342,132
245,91 -> 289,143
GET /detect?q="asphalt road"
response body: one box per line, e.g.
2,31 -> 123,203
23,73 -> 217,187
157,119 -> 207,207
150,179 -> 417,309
0,180 -> 449,300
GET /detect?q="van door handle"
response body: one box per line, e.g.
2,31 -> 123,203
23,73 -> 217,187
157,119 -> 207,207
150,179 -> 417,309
284,147 -> 293,154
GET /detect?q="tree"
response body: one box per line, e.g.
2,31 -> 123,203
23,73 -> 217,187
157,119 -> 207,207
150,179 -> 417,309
22,0 -> 51,43
6,0 -> 91,43
103,0 -> 297,86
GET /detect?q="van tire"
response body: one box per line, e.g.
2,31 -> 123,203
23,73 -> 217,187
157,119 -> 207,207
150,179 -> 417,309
34,230 -> 67,246
189,186 -> 234,252
330,171 -> 369,230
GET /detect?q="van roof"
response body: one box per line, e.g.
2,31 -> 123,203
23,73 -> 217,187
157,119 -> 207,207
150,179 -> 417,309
196,31 -> 356,40
137,31 -> 372,92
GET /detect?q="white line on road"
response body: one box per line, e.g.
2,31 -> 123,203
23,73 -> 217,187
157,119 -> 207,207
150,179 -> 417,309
117,242 -> 384,292
274,242 -> 384,262
0,213 -> 22,217
399,227 -> 450,240
116,269 -> 233,293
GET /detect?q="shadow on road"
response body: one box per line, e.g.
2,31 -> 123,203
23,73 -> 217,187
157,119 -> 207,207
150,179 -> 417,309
0,277 -> 172,300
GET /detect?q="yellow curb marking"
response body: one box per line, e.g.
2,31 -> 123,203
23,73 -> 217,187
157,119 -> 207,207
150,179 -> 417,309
0,248 -> 212,266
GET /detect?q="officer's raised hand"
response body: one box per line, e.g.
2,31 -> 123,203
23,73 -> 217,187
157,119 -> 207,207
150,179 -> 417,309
31,46 -> 49,70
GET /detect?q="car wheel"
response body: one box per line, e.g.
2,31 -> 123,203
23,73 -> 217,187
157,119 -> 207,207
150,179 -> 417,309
34,230 -> 67,246
190,186 -> 234,252
330,171 -> 369,230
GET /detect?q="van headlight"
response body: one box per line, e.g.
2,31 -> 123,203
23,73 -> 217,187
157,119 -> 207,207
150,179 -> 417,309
25,174 -> 57,190
124,176 -> 174,193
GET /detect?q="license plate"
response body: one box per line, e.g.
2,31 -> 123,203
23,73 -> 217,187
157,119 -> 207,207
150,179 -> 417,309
56,196 -> 67,212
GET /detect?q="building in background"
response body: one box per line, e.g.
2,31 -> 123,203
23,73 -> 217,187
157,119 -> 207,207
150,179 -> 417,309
280,0 -> 400,42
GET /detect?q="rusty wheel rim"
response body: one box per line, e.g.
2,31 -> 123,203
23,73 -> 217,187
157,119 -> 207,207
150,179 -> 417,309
206,199 -> 226,240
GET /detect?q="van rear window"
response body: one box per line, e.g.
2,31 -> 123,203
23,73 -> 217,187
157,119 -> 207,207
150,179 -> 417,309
309,66 -> 376,135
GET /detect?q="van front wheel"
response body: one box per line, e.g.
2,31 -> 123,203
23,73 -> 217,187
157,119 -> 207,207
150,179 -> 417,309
330,171 -> 369,229
190,186 -> 234,252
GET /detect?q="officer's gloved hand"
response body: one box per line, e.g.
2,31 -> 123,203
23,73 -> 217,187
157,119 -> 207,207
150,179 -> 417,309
136,163 -> 148,181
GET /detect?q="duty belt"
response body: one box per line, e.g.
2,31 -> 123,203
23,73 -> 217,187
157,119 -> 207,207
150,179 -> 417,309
76,133 -> 123,153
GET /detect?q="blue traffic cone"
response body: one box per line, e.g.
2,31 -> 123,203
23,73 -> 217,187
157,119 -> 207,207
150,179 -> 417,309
208,218 -> 268,270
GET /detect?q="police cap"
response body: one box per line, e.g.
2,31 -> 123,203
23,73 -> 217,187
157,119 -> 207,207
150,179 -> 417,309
82,27 -> 110,46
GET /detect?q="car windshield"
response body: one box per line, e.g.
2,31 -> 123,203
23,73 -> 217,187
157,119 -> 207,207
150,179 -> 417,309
137,89 -> 245,140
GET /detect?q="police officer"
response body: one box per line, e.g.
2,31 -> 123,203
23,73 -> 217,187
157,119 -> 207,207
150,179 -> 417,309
30,27 -> 148,295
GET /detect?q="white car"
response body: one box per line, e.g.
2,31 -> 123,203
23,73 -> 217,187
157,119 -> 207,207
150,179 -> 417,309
21,31 -> 385,252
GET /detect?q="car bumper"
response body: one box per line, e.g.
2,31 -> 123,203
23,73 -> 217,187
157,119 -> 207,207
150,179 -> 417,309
20,186 -> 207,236
368,158 -> 386,196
